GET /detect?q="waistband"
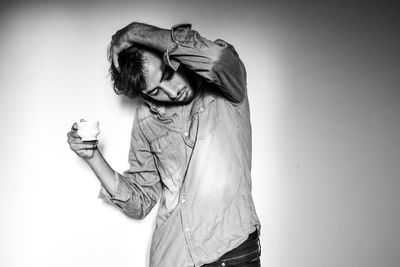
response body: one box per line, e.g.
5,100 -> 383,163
201,230 -> 261,266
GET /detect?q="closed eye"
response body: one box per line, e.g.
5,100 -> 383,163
148,88 -> 160,96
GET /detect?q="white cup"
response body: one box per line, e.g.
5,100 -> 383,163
77,121 -> 100,141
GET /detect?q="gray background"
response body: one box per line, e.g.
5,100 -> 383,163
1,0 -> 399,266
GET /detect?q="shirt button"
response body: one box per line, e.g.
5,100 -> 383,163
221,263 -> 226,266
185,227 -> 190,232
184,132 -> 189,137
181,199 -> 186,204
199,107 -> 204,112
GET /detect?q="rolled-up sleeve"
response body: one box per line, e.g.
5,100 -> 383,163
98,113 -> 161,219
164,24 -> 247,103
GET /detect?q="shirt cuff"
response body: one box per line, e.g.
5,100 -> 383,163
163,23 -> 192,71
98,171 -> 131,204
163,44 -> 180,71
170,23 -> 192,44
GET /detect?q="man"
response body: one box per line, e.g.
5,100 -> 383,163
67,22 -> 261,267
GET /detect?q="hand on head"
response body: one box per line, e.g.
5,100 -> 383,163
110,23 -> 138,70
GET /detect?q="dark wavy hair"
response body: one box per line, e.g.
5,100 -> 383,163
107,44 -> 148,98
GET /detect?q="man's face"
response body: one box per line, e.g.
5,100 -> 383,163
141,50 -> 198,103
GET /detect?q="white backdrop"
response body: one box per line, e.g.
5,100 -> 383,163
1,1 -> 400,267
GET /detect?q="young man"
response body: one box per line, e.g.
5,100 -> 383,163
67,22 -> 261,267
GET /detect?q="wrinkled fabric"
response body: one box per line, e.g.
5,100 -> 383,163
99,24 -> 260,267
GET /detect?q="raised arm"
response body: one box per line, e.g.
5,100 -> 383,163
110,22 -> 247,103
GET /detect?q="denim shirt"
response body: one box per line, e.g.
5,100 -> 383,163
99,24 -> 260,267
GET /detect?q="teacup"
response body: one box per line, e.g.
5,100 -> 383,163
77,121 -> 100,141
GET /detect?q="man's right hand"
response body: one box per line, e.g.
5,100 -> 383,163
67,121 -> 98,160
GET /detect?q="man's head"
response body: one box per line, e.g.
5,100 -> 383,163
108,44 -> 200,103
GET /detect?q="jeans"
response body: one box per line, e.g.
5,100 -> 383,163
201,230 -> 261,266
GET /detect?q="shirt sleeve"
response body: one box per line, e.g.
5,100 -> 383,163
164,24 -> 247,104
98,113 -> 161,219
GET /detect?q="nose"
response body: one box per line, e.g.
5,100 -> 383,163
161,82 -> 180,100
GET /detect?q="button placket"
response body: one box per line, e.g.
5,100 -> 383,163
180,186 -> 198,264
182,114 -> 196,148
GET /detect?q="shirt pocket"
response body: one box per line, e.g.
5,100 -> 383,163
149,133 -> 182,181
196,102 -> 220,140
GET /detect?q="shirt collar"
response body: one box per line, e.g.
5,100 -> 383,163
143,97 -> 166,115
143,89 -> 216,117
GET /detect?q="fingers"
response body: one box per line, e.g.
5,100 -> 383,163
110,35 -> 122,69
112,42 -> 129,70
67,127 -> 79,138
67,120 -> 85,140
113,52 -> 120,70
70,118 -> 85,131
110,22 -> 139,70
111,39 -> 133,70
112,44 -> 130,70
69,142 -> 98,151
68,137 -> 98,158
67,132 -> 80,142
